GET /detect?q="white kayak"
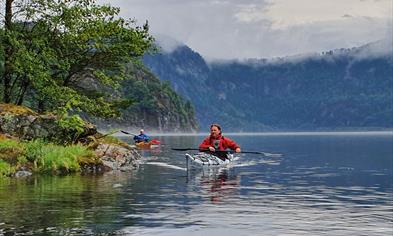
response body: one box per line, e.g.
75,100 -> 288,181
185,152 -> 237,166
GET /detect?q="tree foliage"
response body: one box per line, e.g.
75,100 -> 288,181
0,0 -> 154,117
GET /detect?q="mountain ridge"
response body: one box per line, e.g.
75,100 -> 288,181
143,39 -> 392,131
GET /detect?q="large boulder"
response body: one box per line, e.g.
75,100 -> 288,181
94,143 -> 141,171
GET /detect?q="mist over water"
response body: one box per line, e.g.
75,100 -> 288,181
0,132 -> 392,235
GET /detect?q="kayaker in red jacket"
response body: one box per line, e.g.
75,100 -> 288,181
199,124 -> 241,156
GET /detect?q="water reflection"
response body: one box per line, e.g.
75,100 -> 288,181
192,168 -> 240,203
0,173 -> 134,235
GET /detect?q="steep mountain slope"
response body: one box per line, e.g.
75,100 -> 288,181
143,40 -> 393,131
143,46 -> 252,130
92,62 -> 199,132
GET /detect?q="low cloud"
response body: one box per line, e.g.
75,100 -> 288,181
154,34 -> 183,53
98,0 -> 392,60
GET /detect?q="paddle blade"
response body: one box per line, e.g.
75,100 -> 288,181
171,148 -> 200,151
262,152 -> 283,157
151,139 -> 161,145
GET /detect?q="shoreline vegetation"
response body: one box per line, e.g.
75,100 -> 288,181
0,0 -> 159,178
0,104 -> 140,178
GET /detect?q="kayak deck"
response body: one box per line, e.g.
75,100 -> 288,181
135,141 -> 159,149
185,152 -> 235,166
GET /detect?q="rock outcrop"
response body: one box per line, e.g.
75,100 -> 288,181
0,104 -> 96,142
94,143 -> 141,171
0,103 -> 141,176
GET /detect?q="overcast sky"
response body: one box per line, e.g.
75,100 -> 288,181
98,0 -> 392,60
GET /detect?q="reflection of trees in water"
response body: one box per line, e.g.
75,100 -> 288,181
198,168 -> 240,203
0,173 -> 135,235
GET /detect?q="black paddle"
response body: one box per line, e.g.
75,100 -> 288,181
171,148 -> 283,157
120,130 -> 136,136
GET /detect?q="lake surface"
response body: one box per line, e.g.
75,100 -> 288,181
0,132 -> 392,235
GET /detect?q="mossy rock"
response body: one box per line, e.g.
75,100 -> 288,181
0,104 -> 36,116
0,103 -> 97,144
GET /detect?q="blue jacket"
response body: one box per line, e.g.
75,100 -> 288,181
133,133 -> 150,143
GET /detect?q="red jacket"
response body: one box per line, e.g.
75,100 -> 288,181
199,134 -> 240,151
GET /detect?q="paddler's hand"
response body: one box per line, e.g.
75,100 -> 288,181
235,148 -> 241,153
208,146 -> 215,152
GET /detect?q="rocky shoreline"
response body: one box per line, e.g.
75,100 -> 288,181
0,104 -> 141,177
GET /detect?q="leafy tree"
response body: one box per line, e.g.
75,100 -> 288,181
0,0 -> 154,117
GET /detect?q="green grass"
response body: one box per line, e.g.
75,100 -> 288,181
0,160 -> 15,177
0,138 -> 22,150
0,138 -> 97,176
37,144 -> 95,174
0,139 -> 24,165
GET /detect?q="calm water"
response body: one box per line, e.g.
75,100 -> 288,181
0,132 -> 392,235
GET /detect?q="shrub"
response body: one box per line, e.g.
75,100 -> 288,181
0,139 -> 24,164
56,114 -> 87,144
23,139 -> 46,162
0,160 -> 15,177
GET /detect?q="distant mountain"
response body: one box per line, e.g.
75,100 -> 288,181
143,40 -> 393,131
143,45 -> 256,130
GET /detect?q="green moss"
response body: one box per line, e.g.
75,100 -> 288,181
0,103 -> 36,115
100,136 -> 131,149
84,132 -> 131,150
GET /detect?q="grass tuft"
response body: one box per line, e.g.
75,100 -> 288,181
0,160 -> 15,177
0,138 -> 97,176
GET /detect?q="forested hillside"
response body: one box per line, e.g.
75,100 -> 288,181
143,41 -> 393,131
93,63 -> 198,132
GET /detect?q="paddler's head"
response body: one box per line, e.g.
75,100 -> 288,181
140,129 -> 144,134
210,123 -> 222,138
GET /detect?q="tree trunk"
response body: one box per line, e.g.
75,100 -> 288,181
2,0 -> 14,103
38,99 -> 45,113
16,77 -> 30,105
